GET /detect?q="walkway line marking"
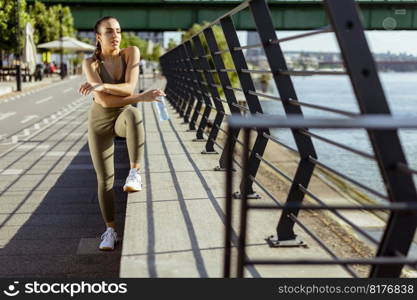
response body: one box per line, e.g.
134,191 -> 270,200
0,112 -> 17,121
0,169 -> 23,175
20,115 -> 39,124
45,151 -> 90,157
35,96 -> 53,104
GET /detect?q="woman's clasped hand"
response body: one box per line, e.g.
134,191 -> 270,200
78,82 -> 104,96
140,89 -> 166,102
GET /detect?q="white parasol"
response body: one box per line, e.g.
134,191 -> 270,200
37,37 -> 96,52
22,23 -> 37,73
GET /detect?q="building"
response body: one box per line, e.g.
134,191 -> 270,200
246,31 -> 265,63
77,31 -> 163,46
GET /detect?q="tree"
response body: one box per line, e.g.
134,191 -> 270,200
28,1 -> 49,45
29,1 -> 76,45
151,43 -> 161,62
167,38 -> 177,50
120,32 -> 149,60
259,73 -> 272,93
0,0 -> 76,64
0,0 -> 31,54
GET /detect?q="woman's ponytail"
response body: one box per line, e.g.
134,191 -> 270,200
93,40 -> 102,63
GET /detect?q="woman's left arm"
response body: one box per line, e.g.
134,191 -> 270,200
101,46 -> 140,96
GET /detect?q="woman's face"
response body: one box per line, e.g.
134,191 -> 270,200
96,18 -> 121,51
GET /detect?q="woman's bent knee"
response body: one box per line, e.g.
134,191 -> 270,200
124,107 -> 143,123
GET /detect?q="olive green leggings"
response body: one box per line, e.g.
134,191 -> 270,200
88,100 -> 145,223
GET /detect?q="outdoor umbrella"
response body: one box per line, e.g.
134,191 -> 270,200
37,37 -> 95,52
22,22 -> 37,73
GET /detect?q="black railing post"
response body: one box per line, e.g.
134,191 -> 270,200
179,44 -> 198,127
168,50 -> 181,113
174,49 -> 187,113
203,27 -> 243,170
192,34 -> 225,154
166,50 -> 184,112
161,51 -> 178,109
249,0 -> 317,245
224,123 -> 235,278
185,39 -> 212,142
160,51 -> 176,107
220,15 -> 269,199
237,127 -> 251,278
15,0 -> 22,92
176,49 -> 187,117
184,41 -> 206,133
175,46 -> 191,117
183,41 -> 206,132
324,0 -> 417,277
164,47 -> 195,120
179,47 -> 194,119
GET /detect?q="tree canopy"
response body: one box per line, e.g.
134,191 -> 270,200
0,0 -> 163,63
120,32 -> 162,62
0,0 -> 31,53
0,0 -> 75,54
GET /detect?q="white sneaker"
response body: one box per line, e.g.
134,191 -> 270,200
123,170 -> 142,192
99,228 -> 119,251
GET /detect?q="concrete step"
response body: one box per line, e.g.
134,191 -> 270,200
0,254 -> 121,277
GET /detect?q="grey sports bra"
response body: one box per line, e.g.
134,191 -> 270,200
97,52 -> 127,84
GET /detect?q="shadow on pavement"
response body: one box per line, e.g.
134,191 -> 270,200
0,140 -> 130,278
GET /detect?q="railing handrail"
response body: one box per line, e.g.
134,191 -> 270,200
228,115 -> 417,129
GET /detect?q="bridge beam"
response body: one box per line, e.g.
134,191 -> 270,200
27,0 -> 417,30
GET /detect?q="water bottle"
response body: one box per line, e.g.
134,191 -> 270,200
154,95 -> 170,121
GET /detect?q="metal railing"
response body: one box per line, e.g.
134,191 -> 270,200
159,0 -> 417,278
227,116 -> 417,278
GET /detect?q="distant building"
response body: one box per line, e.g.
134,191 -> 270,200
77,31 -> 163,46
136,32 -> 164,45
246,31 -> 265,62
77,31 -> 96,42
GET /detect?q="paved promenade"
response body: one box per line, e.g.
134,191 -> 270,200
119,79 -> 351,278
0,76 -> 356,278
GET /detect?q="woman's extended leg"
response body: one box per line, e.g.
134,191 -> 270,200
87,129 -> 116,227
114,106 -> 145,168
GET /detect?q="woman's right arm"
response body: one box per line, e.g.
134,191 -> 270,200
82,58 -> 165,107
93,90 -> 164,108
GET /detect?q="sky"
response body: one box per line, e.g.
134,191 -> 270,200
164,30 -> 417,56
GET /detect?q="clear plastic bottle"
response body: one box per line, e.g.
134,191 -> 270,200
154,95 -> 170,121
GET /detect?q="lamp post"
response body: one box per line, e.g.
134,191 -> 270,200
16,0 -> 22,91
59,8 -> 64,80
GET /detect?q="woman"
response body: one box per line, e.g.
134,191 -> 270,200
79,16 -> 165,251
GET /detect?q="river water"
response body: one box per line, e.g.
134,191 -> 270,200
259,72 -> 417,202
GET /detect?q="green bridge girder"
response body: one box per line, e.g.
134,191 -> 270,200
27,0 -> 417,30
